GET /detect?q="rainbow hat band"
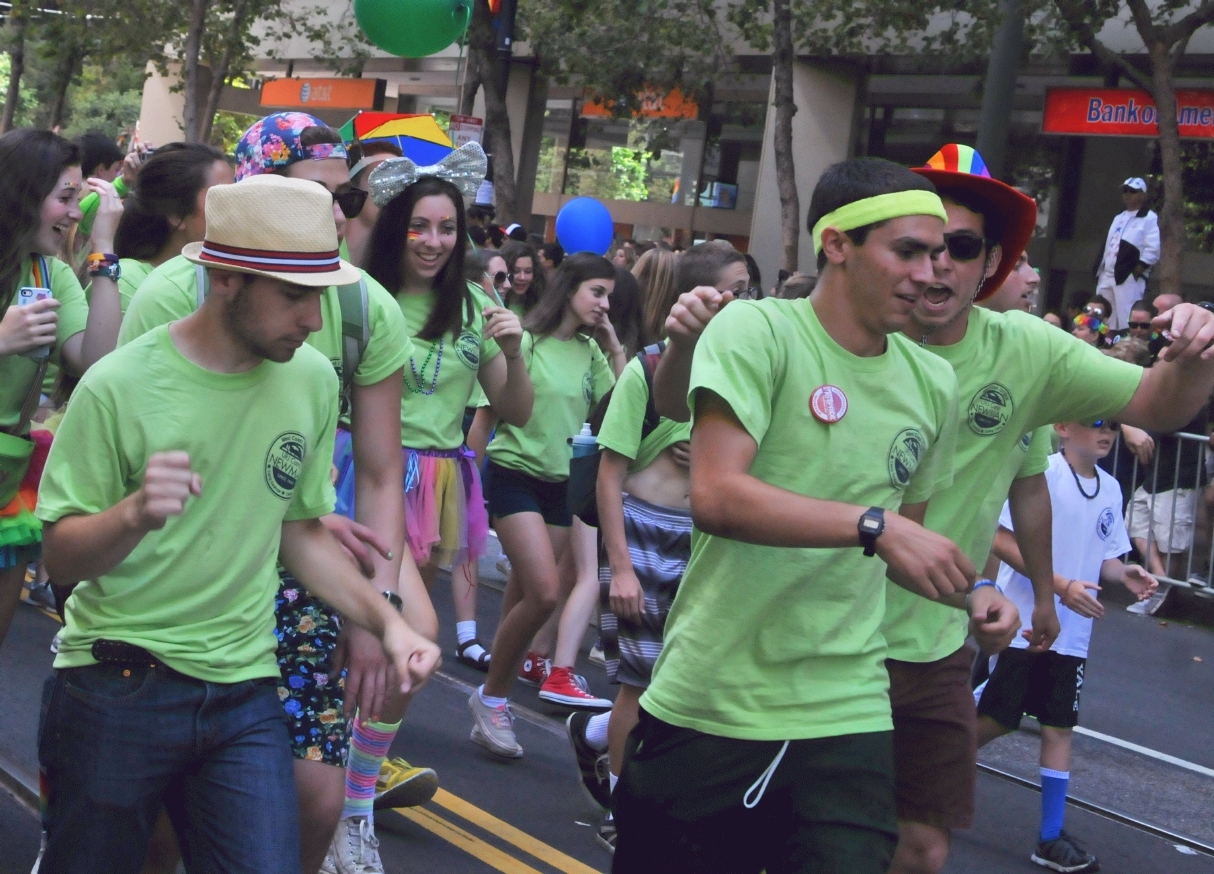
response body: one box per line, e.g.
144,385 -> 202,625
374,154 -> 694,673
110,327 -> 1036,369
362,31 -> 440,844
913,144 -> 1038,301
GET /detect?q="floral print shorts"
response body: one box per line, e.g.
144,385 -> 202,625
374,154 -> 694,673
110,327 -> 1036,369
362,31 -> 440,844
275,572 -> 348,767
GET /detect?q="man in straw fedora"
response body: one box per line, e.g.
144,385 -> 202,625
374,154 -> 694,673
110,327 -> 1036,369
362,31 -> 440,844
33,174 -> 440,874
119,112 -> 445,874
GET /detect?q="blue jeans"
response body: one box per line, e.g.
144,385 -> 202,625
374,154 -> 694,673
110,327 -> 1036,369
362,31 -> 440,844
38,661 -> 302,874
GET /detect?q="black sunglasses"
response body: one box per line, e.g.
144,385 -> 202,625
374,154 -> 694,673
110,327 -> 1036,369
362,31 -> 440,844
1082,419 -> 1121,431
333,188 -> 369,219
1128,321 -> 1153,330
489,271 -> 508,287
942,232 -> 988,262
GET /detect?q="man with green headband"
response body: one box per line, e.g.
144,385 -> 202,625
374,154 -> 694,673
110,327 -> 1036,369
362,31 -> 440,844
612,157 -> 979,874
885,143 -> 1214,874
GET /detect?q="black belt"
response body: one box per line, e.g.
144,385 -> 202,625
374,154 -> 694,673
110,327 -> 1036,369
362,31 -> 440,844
91,638 -> 165,668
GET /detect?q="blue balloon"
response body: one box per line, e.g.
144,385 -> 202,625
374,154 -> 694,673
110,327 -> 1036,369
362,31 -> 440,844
555,197 -> 615,256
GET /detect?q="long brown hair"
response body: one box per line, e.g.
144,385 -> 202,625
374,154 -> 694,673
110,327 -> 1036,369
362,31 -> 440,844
0,129 -> 81,310
522,252 -> 615,339
635,247 -> 679,344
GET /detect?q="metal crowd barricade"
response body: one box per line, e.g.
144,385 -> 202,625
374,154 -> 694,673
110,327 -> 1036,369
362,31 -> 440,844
1110,429 -> 1214,595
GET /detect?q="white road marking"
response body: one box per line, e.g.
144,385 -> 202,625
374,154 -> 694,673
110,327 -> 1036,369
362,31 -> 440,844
1074,726 -> 1214,778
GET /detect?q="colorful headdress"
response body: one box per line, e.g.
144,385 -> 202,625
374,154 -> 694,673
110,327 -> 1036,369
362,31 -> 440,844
234,112 -> 349,182
913,144 -> 1038,301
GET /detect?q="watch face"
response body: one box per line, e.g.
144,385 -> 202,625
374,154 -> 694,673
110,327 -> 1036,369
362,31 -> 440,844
861,517 -> 880,532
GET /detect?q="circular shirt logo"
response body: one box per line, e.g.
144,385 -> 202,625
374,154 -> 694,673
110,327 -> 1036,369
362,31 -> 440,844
810,385 -> 848,423
968,382 -> 1014,436
1018,432 -> 1032,452
1097,507 -> 1115,541
455,330 -> 480,369
265,431 -> 306,501
888,427 -> 926,489
582,372 -> 594,405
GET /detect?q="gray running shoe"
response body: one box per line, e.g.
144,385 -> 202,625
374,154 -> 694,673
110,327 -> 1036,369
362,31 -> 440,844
1031,830 -> 1099,873
468,690 -> 524,758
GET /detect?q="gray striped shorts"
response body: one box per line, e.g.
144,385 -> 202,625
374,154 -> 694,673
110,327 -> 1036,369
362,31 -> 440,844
600,493 -> 692,688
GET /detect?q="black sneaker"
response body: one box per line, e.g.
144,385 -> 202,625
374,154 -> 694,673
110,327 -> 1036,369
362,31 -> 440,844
566,712 -> 611,809
595,811 -> 616,854
1031,830 -> 1099,873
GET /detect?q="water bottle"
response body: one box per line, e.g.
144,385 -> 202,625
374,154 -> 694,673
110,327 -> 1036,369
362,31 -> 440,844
570,422 -> 597,457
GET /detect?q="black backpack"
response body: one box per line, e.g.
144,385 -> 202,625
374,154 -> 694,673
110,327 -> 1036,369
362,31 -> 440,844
567,342 -> 666,527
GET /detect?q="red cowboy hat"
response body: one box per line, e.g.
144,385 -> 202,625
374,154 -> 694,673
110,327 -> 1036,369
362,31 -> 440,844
913,144 -> 1037,301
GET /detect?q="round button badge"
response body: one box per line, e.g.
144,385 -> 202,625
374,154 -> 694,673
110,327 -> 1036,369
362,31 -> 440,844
810,385 -> 848,424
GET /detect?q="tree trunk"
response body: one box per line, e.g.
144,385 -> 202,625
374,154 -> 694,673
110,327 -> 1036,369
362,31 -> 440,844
199,0 -> 251,145
1,7 -> 26,134
1148,41 -> 1184,299
48,42 -> 82,132
459,47 -> 481,118
467,0 -> 516,223
181,0 -> 210,142
770,0 -> 799,273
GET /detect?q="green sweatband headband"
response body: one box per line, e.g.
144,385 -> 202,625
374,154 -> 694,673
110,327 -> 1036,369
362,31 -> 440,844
812,191 -> 948,258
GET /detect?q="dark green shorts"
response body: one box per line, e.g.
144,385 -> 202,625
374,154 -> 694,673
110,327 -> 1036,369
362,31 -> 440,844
613,710 -> 897,874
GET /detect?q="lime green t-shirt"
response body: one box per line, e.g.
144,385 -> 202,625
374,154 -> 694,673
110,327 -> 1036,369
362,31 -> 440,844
1,257 -> 89,433
86,258 -> 153,314
883,307 -> 1143,663
36,325 -> 338,682
641,298 -> 960,741
487,331 -> 615,481
118,255 -> 412,404
395,283 -> 502,450
596,354 -> 690,471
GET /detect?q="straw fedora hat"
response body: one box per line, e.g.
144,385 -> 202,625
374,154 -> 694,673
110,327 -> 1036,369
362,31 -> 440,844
182,175 -> 361,287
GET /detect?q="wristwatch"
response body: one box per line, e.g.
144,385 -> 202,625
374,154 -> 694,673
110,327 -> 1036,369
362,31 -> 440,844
858,506 -> 885,557
381,591 -> 404,613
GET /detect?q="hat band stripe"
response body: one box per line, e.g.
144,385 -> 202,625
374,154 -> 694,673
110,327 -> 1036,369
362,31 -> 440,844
199,241 -> 341,273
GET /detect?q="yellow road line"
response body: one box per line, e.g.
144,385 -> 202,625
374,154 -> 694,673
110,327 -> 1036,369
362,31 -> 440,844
396,805 -> 546,874
429,788 -> 604,874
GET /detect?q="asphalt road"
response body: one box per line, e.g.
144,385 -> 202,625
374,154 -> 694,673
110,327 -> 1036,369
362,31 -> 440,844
1,553 -> 1212,874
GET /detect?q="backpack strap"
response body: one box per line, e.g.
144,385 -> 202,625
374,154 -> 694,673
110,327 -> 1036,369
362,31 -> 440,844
636,341 -> 667,441
335,276 -> 369,393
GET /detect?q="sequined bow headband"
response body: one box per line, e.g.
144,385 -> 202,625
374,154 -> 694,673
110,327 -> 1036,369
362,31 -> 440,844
368,142 -> 488,207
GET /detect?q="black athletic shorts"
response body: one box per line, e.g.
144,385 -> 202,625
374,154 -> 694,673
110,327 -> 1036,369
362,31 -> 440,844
976,648 -> 1085,731
613,709 -> 897,874
483,459 -> 572,527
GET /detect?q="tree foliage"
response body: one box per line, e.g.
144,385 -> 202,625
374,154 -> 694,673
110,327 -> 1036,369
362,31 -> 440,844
521,0 -> 729,114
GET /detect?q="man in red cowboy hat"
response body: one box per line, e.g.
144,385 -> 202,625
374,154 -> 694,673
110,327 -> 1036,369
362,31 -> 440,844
885,143 -> 1214,874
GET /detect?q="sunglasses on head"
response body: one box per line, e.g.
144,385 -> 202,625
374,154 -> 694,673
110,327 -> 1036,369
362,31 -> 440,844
1082,305 -> 1105,316
942,231 -> 988,262
1081,419 -> 1121,431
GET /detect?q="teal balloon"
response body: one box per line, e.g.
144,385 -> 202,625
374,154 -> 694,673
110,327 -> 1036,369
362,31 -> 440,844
354,0 -> 471,58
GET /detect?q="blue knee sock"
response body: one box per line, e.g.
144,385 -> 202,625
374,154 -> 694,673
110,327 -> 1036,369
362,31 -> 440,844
1040,768 -> 1069,841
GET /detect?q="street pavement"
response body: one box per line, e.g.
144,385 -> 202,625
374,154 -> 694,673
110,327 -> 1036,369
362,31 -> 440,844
1,551 -> 1212,874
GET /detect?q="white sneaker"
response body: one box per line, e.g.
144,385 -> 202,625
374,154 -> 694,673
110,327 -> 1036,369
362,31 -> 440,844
1127,583 -> 1170,616
323,815 -> 383,874
468,690 -> 524,758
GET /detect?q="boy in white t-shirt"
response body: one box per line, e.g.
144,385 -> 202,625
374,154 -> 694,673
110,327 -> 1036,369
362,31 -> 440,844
977,418 -> 1157,873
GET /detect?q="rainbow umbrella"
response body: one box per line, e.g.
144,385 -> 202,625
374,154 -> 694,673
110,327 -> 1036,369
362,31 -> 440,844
340,112 -> 454,166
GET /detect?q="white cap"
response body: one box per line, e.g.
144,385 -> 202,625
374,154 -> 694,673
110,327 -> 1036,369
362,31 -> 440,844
1123,177 -> 1147,191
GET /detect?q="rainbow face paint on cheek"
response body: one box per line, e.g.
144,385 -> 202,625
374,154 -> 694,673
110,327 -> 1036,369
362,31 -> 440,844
407,230 -> 423,240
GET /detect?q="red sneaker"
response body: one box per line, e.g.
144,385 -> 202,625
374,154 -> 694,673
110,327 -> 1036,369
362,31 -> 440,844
539,667 -> 613,710
518,651 -> 551,686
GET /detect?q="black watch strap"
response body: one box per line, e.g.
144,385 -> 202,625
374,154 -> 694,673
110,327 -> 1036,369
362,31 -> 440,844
858,506 -> 885,557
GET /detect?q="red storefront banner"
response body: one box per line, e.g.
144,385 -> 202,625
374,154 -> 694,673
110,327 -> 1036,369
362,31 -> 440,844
1042,87 -> 1214,139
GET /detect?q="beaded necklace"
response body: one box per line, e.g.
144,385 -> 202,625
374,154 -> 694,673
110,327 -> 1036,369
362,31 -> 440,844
1062,449 -> 1099,500
406,339 -> 444,395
